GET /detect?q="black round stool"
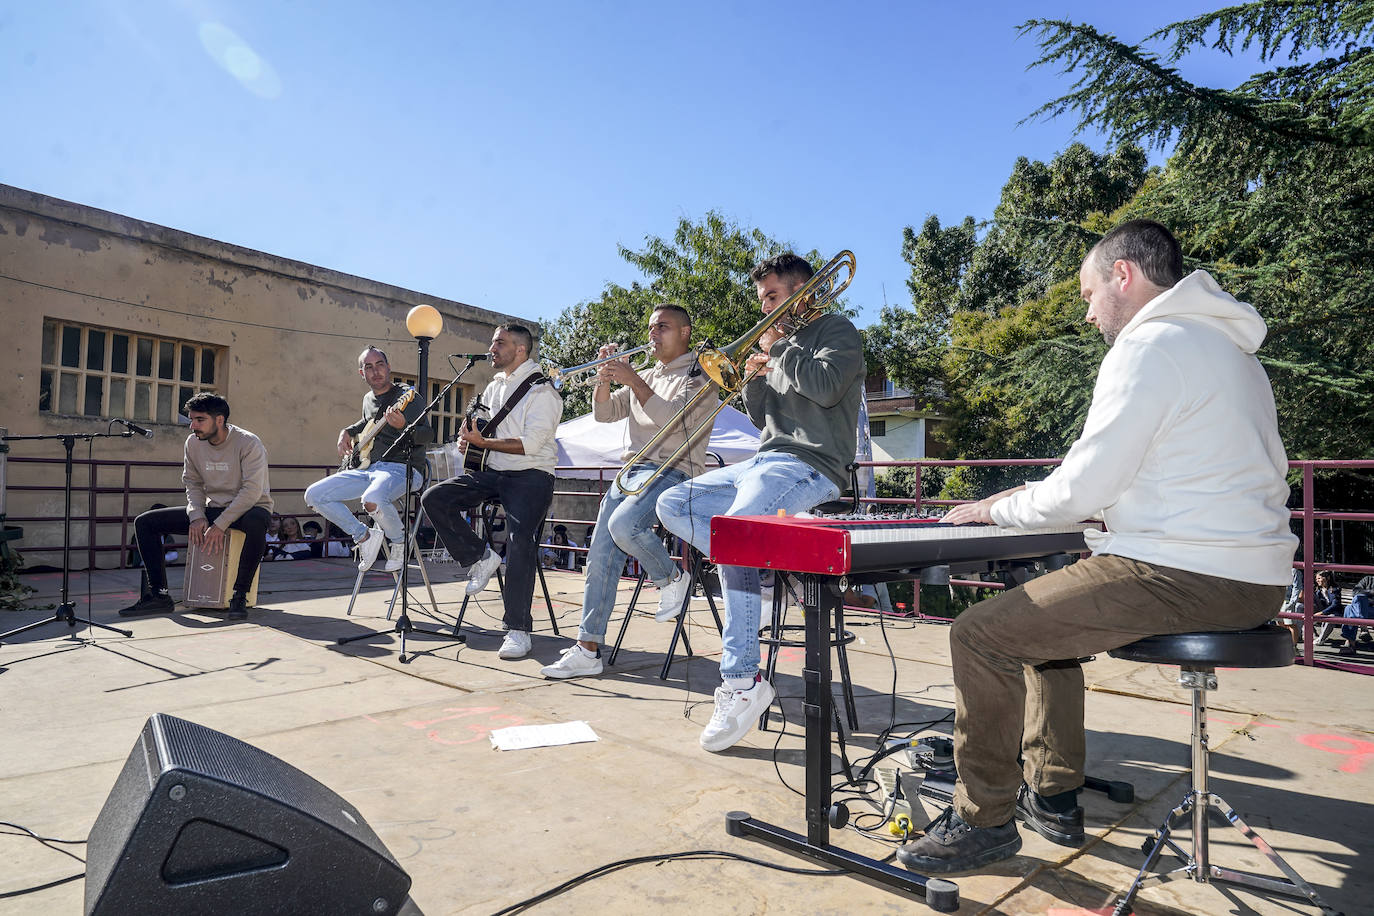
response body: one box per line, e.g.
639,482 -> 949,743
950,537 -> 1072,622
1108,625 -> 1340,916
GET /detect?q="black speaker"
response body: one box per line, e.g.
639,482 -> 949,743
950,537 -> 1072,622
85,714 -> 411,915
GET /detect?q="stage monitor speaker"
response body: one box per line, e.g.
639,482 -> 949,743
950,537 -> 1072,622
85,713 -> 411,916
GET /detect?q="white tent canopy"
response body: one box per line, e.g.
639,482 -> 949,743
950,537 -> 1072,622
555,405 -> 760,478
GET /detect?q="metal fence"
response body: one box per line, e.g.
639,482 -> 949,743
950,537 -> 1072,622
5,454 -> 1370,671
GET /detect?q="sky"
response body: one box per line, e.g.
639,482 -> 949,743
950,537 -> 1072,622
2,1 -> 1276,334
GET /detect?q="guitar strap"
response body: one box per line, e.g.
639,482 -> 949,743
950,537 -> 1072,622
478,372 -> 550,437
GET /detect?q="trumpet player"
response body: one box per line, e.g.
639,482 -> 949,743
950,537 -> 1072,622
656,253 -> 866,752
541,304 -> 717,679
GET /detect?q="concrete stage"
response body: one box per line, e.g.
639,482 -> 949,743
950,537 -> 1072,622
2,557 -> 1369,915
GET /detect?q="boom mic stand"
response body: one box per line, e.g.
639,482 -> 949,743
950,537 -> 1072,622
0,430 -> 137,645
337,359 -> 480,662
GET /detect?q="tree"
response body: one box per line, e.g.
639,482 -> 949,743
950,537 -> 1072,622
1019,2 -> 1374,460
542,211 -> 827,419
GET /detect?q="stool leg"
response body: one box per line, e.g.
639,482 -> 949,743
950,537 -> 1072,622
1190,676 -> 1210,879
609,568 -> 649,667
536,563 -> 560,635
759,577 -> 786,731
659,553 -> 703,680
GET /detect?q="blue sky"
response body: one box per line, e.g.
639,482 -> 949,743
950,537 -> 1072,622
3,1 -> 1272,332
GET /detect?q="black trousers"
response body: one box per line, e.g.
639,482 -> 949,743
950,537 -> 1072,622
134,505 -> 271,597
420,469 -> 554,632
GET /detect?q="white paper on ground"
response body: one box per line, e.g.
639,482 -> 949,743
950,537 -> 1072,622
489,720 -> 599,751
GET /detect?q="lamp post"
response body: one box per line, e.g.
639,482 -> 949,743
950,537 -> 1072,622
405,304 -> 443,436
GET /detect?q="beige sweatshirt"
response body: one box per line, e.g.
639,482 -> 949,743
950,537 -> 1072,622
183,425 -> 274,529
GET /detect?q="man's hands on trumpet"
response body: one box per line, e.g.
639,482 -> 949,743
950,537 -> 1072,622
595,342 -> 639,388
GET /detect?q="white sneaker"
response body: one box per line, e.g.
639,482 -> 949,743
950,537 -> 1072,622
382,541 -> 405,573
356,527 -> 385,572
465,548 -> 502,595
656,570 -> 691,622
699,678 -> 776,752
540,644 -> 603,679
498,629 -> 532,660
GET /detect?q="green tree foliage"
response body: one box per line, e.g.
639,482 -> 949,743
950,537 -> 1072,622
1019,2 -> 1374,460
542,211 -> 825,418
877,2 -> 1373,504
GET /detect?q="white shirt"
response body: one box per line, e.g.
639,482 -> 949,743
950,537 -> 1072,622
479,358 -> 562,474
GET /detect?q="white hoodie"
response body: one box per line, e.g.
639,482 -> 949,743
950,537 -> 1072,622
989,270 -> 1297,585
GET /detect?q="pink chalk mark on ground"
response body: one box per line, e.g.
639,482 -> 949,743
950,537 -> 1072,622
1298,733 -> 1374,773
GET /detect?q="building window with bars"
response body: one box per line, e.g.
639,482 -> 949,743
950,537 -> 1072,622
39,319 -> 223,423
394,376 -> 473,445
869,419 -> 887,438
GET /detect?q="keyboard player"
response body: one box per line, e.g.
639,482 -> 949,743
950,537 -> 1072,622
896,220 -> 1297,874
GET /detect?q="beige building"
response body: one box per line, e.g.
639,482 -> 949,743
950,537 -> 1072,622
0,183 -> 537,569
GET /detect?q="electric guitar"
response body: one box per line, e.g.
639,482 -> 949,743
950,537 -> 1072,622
341,385 -> 417,471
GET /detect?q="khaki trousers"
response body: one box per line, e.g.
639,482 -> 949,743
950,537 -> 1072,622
950,553 -> 1282,827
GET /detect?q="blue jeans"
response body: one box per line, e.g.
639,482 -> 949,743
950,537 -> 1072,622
578,464 -> 688,644
304,463 -> 422,544
1341,593 -> 1373,643
655,452 -> 838,680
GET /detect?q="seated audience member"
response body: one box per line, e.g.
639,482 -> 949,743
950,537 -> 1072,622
324,522 -> 354,558
303,520 -> 326,558
540,524 -> 580,570
280,516 -> 312,560
264,513 -> 287,561
1339,575 -> 1374,656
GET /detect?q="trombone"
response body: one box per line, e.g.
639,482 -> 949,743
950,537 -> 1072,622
549,343 -> 653,389
614,250 -> 856,496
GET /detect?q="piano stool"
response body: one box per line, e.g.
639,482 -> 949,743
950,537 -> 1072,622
758,569 -> 860,732
1107,625 -> 1341,916
608,544 -> 723,680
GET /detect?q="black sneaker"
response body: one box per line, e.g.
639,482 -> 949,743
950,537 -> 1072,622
1338,643 -> 1357,657
1015,784 -> 1085,847
118,592 -> 174,617
227,595 -> 248,620
896,806 -> 1022,874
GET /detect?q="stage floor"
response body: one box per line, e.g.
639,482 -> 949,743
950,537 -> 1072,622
2,557 -> 1369,915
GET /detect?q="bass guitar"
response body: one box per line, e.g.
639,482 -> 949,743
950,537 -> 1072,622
341,385 -> 417,471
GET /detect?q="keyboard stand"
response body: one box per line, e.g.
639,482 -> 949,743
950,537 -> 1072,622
724,571 -> 960,913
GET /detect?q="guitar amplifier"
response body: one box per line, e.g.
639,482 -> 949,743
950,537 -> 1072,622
184,528 -> 261,609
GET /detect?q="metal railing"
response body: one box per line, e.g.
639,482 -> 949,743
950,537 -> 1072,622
6,453 -> 1370,672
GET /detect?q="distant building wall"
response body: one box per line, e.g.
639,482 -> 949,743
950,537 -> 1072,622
0,184 -> 535,568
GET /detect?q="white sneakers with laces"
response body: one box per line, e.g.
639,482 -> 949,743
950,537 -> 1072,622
356,527 -> 385,572
540,644 -> 603,679
382,541 -> 406,573
498,629 -> 532,660
465,548 -> 502,595
699,677 -> 776,752
656,570 -> 691,622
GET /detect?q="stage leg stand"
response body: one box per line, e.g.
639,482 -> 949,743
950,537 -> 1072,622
724,573 -> 958,912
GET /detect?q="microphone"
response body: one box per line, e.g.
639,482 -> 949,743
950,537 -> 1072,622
450,353 -> 490,361
118,418 -> 154,439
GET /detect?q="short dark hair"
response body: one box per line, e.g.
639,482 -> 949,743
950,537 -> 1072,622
1089,220 -> 1183,289
359,346 -> 389,367
184,392 -> 230,420
497,323 -> 535,357
651,303 -> 692,327
750,253 -> 815,289
303,521 -> 323,534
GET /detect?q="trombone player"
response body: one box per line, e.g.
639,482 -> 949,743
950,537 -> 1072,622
541,304 -> 717,679
656,253 -> 866,752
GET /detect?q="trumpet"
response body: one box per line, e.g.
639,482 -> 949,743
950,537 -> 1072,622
615,250 -> 856,496
549,343 -> 653,389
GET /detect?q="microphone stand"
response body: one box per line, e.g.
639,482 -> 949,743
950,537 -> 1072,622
0,430 -> 136,645
336,360 -> 480,662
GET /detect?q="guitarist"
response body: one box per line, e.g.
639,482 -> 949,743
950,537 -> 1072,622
420,324 -> 562,661
304,346 -> 428,573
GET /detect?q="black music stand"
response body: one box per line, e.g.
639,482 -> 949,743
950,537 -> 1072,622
336,360 -> 479,662
0,430 -> 136,645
